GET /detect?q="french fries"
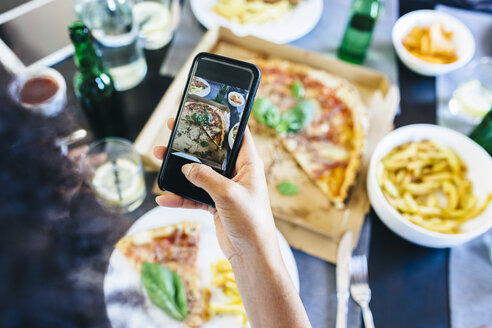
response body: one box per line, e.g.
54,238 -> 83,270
212,0 -> 291,25
203,259 -> 248,325
377,140 -> 492,234
402,23 -> 458,64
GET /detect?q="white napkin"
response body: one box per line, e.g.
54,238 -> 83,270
435,6 -> 492,328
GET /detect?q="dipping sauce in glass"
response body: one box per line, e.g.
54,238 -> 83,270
19,76 -> 59,105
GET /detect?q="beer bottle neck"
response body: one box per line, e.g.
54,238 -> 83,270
352,0 -> 381,18
69,22 -> 105,75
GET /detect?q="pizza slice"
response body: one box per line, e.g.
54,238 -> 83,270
116,221 -> 203,328
252,58 -> 367,208
183,101 -> 226,149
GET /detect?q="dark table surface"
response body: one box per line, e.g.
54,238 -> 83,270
0,0 -> 459,327
369,1 -> 448,327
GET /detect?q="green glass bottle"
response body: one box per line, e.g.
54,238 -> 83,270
469,108 -> 492,156
337,0 -> 382,65
215,84 -> 229,103
69,22 -> 125,139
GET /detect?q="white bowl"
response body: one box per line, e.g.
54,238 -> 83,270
228,91 -> 245,107
392,10 -> 475,76
367,124 -> 492,248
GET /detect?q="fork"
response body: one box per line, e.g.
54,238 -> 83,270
350,255 -> 375,328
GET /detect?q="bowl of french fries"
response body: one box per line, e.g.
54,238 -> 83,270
392,10 -> 475,76
368,124 -> 492,248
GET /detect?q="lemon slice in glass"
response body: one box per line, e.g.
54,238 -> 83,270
92,158 -> 145,206
453,80 -> 492,118
133,1 -> 170,35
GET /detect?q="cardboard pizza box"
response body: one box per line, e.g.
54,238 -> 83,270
136,26 -> 400,263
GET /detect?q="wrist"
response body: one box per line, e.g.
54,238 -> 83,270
228,241 -> 284,276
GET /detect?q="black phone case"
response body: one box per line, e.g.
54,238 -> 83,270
158,52 -> 261,207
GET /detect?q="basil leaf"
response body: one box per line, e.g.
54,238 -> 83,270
291,80 -> 305,99
172,271 -> 188,318
281,100 -> 315,133
277,181 -> 299,195
252,98 -> 280,128
141,262 -> 186,321
201,141 -> 209,147
265,107 -> 281,127
275,120 -> 290,135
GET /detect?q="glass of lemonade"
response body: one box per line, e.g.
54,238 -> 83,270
81,138 -> 146,213
447,57 -> 492,130
132,0 -> 180,50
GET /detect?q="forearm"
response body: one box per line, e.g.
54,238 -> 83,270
230,248 -> 311,328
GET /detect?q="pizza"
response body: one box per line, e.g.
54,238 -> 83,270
183,101 -> 226,149
116,222 -> 203,328
251,58 -> 367,208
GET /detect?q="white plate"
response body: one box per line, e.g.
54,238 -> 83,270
190,77 -> 211,97
190,0 -> 323,44
104,206 -> 299,327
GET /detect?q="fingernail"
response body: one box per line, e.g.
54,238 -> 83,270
182,164 -> 192,176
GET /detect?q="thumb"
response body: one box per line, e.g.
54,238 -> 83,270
182,163 -> 235,200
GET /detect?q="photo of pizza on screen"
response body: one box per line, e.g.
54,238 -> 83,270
171,76 -> 249,171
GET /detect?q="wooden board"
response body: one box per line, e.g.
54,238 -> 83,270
136,27 -> 400,263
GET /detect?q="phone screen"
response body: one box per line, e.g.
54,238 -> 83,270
159,54 -> 258,205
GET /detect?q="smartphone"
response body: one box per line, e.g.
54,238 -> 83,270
158,52 -> 261,206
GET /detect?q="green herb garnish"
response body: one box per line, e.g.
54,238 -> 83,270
279,100 -> 315,133
201,141 -> 209,147
252,98 -> 315,134
191,110 -> 211,126
291,80 -> 305,99
252,98 -> 280,128
185,114 -> 192,120
141,262 -> 188,320
277,181 -> 299,195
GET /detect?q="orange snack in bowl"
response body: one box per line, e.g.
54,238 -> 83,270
402,23 -> 458,64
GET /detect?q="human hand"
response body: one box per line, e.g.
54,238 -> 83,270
154,118 -> 280,263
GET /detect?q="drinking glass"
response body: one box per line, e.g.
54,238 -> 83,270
439,57 -> 492,134
9,66 -> 67,116
75,0 -> 148,91
81,138 -> 146,213
133,0 -> 180,50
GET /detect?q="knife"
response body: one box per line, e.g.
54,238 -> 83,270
336,231 -> 353,328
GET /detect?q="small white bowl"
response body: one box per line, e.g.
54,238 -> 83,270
228,91 -> 245,107
367,124 -> 492,248
392,10 -> 475,76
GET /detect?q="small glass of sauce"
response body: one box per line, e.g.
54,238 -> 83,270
19,76 -> 59,105
9,67 -> 67,116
